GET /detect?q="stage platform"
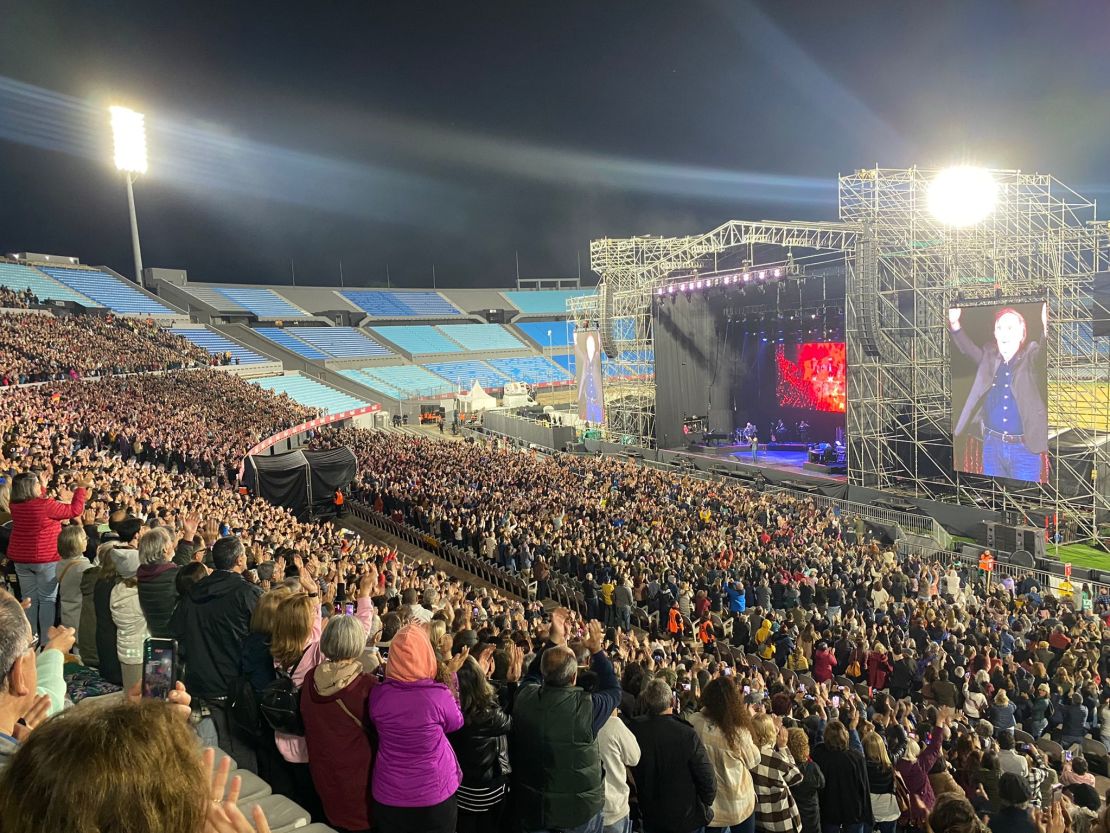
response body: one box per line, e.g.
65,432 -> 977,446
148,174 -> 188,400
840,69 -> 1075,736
683,441 -> 847,483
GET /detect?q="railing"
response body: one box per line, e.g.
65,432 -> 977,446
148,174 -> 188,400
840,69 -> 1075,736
347,502 -> 538,603
897,540 -> 1110,596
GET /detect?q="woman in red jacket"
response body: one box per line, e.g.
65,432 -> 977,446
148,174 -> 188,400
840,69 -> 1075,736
8,470 -> 91,637
867,642 -> 894,692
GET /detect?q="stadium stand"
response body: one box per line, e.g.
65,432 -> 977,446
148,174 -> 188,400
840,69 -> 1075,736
169,327 -> 268,365
368,325 -> 463,354
433,323 -> 526,351
253,327 -> 330,360
251,374 -> 370,414
339,366 -> 454,399
488,356 -> 572,385
502,288 -> 593,314
514,319 -> 575,348
182,285 -> 251,312
423,359 -> 508,390
277,327 -> 392,359
215,287 -> 308,318
38,266 -> 174,314
341,289 -> 460,317
0,261 -> 100,306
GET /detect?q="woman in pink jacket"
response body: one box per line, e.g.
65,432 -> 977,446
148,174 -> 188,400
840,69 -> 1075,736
369,623 -> 466,833
8,470 -> 90,637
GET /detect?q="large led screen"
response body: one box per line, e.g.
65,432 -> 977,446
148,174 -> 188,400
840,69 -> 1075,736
775,342 -> 846,413
575,329 -> 604,424
949,302 -> 1049,482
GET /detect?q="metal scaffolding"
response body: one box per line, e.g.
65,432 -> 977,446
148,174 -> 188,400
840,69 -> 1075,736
840,167 -> 1109,538
583,168 -> 1108,536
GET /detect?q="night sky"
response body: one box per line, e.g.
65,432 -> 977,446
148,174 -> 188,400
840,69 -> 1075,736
1,0 -> 1108,288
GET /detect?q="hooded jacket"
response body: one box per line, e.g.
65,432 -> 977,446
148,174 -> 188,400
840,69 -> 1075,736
170,569 -> 261,700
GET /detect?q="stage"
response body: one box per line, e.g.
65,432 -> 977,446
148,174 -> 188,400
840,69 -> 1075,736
680,440 -> 848,482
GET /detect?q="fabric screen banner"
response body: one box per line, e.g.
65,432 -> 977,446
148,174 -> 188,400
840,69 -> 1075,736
575,329 -> 604,424
303,446 -> 358,518
247,450 -> 311,520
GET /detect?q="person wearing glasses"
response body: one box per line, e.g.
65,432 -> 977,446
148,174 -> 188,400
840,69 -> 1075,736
0,589 -> 73,771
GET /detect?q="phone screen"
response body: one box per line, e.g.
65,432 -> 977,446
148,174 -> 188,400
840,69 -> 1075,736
743,685 -> 751,694
142,638 -> 177,700
831,695 -> 841,707
344,603 -> 355,615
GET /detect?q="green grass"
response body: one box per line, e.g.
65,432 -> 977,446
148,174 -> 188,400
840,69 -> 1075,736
952,535 -> 1109,571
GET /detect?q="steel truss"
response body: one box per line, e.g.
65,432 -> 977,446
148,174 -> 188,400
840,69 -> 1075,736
580,224 -> 858,446
840,167 -> 1109,538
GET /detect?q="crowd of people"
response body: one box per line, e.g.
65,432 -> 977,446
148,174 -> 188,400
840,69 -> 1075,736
0,359 -> 1106,832
0,312 -> 221,385
0,285 -> 35,310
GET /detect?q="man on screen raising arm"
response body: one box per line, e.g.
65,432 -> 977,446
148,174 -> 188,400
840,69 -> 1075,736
949,304 -> 1049,481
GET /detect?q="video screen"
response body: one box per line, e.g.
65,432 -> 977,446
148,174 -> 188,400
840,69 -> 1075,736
775,342 -> 846,413
949,301 -> 1049,483
575,329 -> 604,424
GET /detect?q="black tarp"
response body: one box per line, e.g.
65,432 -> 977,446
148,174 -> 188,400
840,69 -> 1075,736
303,447 -> 358,518
248,450 -> 311,520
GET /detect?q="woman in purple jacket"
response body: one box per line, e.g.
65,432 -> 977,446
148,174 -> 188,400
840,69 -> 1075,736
369,623 -> 466,833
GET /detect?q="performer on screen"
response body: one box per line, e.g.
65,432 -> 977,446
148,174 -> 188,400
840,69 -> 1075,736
949,304 -> 1049,481
577,332 -> 604,424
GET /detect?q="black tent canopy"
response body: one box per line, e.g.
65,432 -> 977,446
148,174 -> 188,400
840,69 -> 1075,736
246,446 -> 357,521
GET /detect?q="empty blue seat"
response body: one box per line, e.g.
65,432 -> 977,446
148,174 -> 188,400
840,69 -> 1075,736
503,289 -> 594,315
514,320 -> 576,348
252,375 -> 370,415
39,267 -> 173,314
216,288 -> 307,318
489,357 -> 573,384
424,360 -> 508,390
279,327 -> 392,359
552,353 -> 575,374
169,329 -> 267,364
0,262 -> 101,306
434,324 -> 525,351
369,326 -> 463,354
342,290 -> 459,317
254,328 -> 329,360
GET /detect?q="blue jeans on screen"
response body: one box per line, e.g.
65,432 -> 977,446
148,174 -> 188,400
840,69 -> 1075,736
603,816 -> 632,833
982,433 -> 1042,481
15,561 -> 58,638
709,813 -> 755,833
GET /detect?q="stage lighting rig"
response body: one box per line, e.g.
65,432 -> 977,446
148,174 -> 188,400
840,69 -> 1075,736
927,165 -> 997,227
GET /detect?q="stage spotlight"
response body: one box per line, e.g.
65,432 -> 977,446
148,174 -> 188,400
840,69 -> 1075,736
668,285 -> 675,295
774,268 -> 783,277
927,165 -> 997,227
743,273 -> 751,282
758,271 -> 766,280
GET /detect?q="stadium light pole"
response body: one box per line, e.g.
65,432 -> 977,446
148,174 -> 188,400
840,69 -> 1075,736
110,106 -> 148,286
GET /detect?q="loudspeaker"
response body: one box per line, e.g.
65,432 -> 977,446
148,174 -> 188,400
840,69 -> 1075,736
978,521 -> 997,548
1010,550 -> 1035,568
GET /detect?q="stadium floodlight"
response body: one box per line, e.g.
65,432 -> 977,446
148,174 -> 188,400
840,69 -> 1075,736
927,165 -> 997,227
109,105 -> 147,285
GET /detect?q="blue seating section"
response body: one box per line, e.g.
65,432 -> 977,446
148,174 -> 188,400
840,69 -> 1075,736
503,289 -> 594,315
514,320 -> 575,348
489,357 -> 572,385
340,366 -> 454,399
252,375 -> 369,415
551,353 -> 575,374
216,288 -> 307,318
341,290 -> 460,317
169,328 -> 267,364
424,360 -> 508,390
279,327 -> 392,359
369,325 -> 463,354
254,328 -> 330,360
39,266 -> 173,314
434,324 -> 525,351
0,262 -> 99,306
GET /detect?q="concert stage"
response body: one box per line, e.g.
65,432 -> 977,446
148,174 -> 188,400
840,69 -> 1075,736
684,441 -> 848,482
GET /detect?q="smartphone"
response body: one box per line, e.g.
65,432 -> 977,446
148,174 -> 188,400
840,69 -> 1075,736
682,682 -> 691,691
1065,751 -> 1073,762
723,666 -> 733,676
142,638 -> 177,700
743,685 -> 751,694
344,603 -> 355,616
832,695 -> 841,707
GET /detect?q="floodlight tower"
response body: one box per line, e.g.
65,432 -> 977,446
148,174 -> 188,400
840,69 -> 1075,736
109,106 -> 148,286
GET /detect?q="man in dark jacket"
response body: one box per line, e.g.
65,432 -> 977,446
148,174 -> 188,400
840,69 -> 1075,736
628,678 -> 717,833
136,526 -> 178,639
513,613 -> 620,833
170,535 -> 261,772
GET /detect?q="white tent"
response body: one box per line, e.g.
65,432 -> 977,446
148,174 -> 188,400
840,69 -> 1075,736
456,379 -> 497,412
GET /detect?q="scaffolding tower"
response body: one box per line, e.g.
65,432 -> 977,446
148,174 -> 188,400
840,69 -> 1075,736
840,167 -> 1109,538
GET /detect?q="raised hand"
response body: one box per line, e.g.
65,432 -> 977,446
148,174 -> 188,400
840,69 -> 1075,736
13,694 -> 51,742
445,645 -> 469,675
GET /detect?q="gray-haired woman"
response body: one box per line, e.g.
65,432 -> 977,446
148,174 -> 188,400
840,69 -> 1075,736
301,613 -> 378,833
